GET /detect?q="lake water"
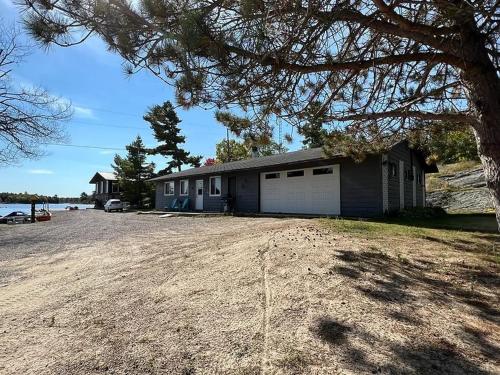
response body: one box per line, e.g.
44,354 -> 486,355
0,203 -> 94,217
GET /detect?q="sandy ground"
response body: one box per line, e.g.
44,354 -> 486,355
0,210 -> 498,374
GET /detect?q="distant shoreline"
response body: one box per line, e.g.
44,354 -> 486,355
0,201 -> 87,205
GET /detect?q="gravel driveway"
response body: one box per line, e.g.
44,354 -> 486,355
0,210 -> 498,374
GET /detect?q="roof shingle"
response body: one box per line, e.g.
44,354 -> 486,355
149,147 -> 338,181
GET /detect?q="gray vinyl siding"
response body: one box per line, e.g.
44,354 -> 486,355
415,158 -> 424,207
387,142 -> 426,211
340,156 -> 383,217
156,176 -> 227,212
233,172 -> 259,213
153,145 -> 427,216
203,175 -> 227,212
155,180 -> 178,210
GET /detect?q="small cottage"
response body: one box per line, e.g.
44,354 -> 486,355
149,141 -> 438,217
89,172 -> 120,208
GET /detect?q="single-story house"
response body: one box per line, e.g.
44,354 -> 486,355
89,172 -> 120,208
149,141 -> 438,217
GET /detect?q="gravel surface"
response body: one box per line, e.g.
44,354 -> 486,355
0,210 -> 498,374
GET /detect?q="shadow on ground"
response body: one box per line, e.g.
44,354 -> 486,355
308,247 -> 499,374
377,213 -> 499,233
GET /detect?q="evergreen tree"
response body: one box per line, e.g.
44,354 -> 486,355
297,102 -> 329,149
24,1 -> 500,227
112,136 -> 155,208
79,192 -> 89,203
144,101 -> 202,175
215,138 -> 287,162
216,139 -> 248,163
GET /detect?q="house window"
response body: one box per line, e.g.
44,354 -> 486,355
417,173 -> 422,185
209,176 -> 221,196
287,170 -> 304,178
404,169 -> 414,181
313,167 -> 333,175
164,181 -> 174,196
265,173 -> 280,179
112,183 -> 119,193
180,180 -> 189,196
389,163 -> 397,178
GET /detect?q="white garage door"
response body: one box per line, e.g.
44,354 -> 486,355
260,165 -> 340,215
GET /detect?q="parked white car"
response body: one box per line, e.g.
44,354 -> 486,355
104,199 -> 123,212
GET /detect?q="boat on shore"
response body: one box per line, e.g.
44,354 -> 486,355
35,209 -> 52,222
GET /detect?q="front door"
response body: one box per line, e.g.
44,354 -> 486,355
195,179 -> 204,210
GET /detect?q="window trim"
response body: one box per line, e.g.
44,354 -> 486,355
209,176 -> 222,196
389,162 -> 398,178
287,170 -> 305,178
180,179 -> 189,196
312,167 -> 333,176
164,181 -> 175,196
265,172 -> 280,180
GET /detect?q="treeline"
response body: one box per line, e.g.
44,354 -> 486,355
0,192 -> 82,204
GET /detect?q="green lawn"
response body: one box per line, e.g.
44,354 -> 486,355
321,213 -> 500,265
323,213 -> 498,236
380,213 -> 498,233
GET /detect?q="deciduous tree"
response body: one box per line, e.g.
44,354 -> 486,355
22,1 -> 500,227
0,22 -> 70,164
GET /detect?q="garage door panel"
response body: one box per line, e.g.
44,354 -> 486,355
260,165 -> 340,215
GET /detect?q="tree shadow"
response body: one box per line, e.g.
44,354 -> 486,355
421,235 -> 496,256
319,247 -> 499,373
334,249 -> 499,323
387,341 -> 493,375
312,318 -> 351,345
460,325 -> 500,361
311,315 -> 493,375
378,213 -> 499,233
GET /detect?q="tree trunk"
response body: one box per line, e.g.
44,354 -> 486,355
472,120 -> 500,231
459,19 -> 500,230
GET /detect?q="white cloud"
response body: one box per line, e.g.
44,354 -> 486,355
74,105 -> 95,119
28,169 -> 54,175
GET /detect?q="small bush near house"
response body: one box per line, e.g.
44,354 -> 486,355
388,207 -> 448,219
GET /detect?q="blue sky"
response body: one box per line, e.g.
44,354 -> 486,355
0,0 -> 301,197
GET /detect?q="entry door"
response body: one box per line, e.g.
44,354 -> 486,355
195,179 -> 204,210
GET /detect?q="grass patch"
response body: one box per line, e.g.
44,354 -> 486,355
322,218 -> 433,238
321,213 -> 499,239
382,213 -> 498,233
427,161 -> 481,192
437,161 -> 481,175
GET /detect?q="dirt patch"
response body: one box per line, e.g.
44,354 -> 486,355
0,211 -> 498,374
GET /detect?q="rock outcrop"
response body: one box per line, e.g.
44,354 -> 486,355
426,166 -> 494,212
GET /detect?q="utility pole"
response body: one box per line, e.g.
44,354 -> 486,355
226,128 -> 231,162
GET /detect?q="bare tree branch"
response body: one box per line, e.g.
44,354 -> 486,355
0,22 -> 71,165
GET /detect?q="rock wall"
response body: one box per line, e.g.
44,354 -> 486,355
426,166 -> 494,212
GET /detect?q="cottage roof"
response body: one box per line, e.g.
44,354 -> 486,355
149,142 -> 437,182
89,172 -> 118,183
